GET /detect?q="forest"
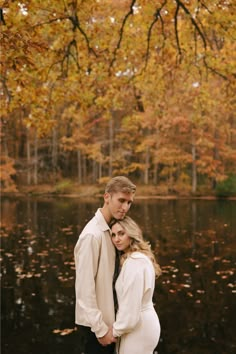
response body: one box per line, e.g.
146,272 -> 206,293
1,0 -> 236,196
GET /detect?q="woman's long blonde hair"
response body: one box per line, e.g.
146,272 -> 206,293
110,216 -> 162,278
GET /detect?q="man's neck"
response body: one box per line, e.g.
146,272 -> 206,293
100,205 -> 111,224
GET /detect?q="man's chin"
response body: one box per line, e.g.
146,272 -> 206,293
116,214 -> 125,220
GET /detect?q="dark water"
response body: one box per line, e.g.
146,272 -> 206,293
1,196 -> 236,354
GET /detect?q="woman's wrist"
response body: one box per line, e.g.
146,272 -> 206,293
112,327 -> 120,338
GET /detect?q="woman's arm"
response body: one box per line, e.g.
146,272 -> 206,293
112,257 -> 145,337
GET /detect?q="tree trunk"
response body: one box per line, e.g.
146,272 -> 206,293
92,159 -> 97,183
191,201 -> 197,254
191,138 -> 197,193
99,161 -> 102,180
212,129 -> 219,189
77,150 -> 82,184
83,154 -> 87,183
144,146 -> 149,185
26,128 -> 31,185
52,127 -> 58,174
109,115 -> 113,176
153,163 -> 158,185
33,130 -> 38,185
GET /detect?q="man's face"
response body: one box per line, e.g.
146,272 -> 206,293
105,191 -> 134,220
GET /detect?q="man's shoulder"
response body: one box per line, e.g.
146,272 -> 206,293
79,210 -> 107,237
80,216 -> 101,237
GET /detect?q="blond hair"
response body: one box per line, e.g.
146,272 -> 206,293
110,216 -> 162,278
105,176 -> 136,194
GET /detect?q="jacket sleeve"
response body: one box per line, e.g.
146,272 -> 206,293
74,233 -> 108,338
112,258 -> 145,337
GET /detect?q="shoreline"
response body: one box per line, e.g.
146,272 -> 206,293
1,183 -> 236,200
1,192 -> 236,201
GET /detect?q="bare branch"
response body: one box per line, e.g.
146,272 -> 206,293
174,2 -> 182,60
176,0 -> 207,50
198,0 -> 213,14
68,0 -> 97,57
67,39 -> 80,72
110,0 -> 137,70
32,2 -> 97,58
32,17 -> 69,28
203,57 -> 228,80
144,0 -> 167,69
74,19 -> 97,57
46,60 -> 65,81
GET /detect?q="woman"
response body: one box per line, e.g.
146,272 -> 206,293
109,216 -> 162,354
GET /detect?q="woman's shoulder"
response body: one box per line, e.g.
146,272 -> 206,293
130,251 -> 149,260
122,252 -> 153,276
123,252 -> 150,267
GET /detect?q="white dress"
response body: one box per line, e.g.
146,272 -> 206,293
113,252 -> 160,354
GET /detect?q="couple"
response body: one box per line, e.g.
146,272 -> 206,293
74,176 -> 161,354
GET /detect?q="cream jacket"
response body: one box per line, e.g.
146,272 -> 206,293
113,252 -> 157,337
74,209 -> 116,338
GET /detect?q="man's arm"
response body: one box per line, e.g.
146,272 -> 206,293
74,233 -> 108,337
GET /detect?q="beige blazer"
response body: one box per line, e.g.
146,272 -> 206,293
74,209 -> 116,337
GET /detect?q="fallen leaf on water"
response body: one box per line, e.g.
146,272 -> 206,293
0,232 -> 9,237
5,253 -> 14,258
213,257 -> 221,261
24,229 -> 33,234
169,289 -> 176,293
53,328 -> 77,336
53,329 -> 61,334
187,292 -> 193,297
181,284 -> 191,288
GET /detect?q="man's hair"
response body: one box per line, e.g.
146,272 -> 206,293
105,176 -> 136,194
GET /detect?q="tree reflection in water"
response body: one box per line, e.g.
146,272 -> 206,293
1,197 -> 235,354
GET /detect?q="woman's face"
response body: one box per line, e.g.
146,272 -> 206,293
111,223 -> 131,252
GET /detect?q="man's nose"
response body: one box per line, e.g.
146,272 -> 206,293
122,202 -> 130,212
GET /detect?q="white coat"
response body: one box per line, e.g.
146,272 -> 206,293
113,252 -> 160,354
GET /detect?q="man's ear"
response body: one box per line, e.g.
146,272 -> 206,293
104,192 -> 111,204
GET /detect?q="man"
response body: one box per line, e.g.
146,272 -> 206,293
74,176 -> 136,354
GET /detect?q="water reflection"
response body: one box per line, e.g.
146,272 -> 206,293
1,197 -> 236,354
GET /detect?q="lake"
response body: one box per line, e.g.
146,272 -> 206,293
1,196 -> 235,354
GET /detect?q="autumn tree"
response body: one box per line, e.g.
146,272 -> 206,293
1,0 -> 235,192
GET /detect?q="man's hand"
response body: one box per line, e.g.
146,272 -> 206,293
98,328 -> 116,346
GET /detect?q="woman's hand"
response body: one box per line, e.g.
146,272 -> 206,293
97,327 -> 116,346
